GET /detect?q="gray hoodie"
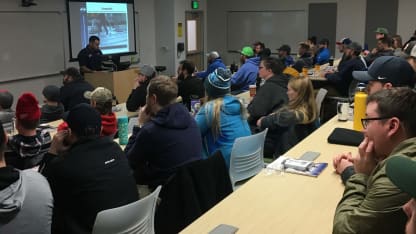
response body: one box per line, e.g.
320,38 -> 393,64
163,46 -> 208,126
0,168 -> 53,234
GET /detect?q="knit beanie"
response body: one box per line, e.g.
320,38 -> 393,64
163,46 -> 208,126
16,92 -> 41,121
204,68 -> 232,98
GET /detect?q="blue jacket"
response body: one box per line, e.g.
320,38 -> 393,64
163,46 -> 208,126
196,58 -> 226,79
125,103 -> 203,188
284,55 -> 295,67
231,56 -> 260,92
195,95 -> 251,168
316,47 -> 330,65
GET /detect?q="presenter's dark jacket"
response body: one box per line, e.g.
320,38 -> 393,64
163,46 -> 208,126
41,136 -> 139,234
77,46 -> 103,71
60,79 -> 94,111
125,103 -> 203,188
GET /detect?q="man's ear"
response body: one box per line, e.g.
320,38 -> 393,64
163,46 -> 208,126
387,117 -> 401,137
383,82 -> 393,89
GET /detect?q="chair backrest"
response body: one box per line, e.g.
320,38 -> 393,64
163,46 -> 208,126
315,88 -> 328,117
229,128 -> 268,190
92,186 -> 162,234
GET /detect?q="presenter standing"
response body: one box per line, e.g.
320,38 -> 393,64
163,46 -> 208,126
77,35 -> 103,74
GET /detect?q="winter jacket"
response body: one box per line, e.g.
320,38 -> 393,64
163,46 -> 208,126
247,74 -> 290,125
231,56 -> 260,92
325,57 -> 367,96
316,47 -> 330,65
5,129 -> 52,170
41,136 -> 139,234
333,137 -> 416,234
195,95 -> 251,168
196,58 -> 226,79
60,80 -> 94,111
177,75 -> 205,111
40,104 -> 64,124
125,103 -> 203,188
0,167 -> 53,234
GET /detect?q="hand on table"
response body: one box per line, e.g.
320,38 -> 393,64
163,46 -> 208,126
353,136 -> 378,175
333,152 -> 353,174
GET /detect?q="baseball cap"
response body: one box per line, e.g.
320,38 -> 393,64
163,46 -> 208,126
336,37 -> 352,45
84,87 -> 113,103
206,51 -> 220,59
277,45 -> 291,53
63,103 -> 101,137
60,67 -> 82,80
135,64 -> 155,78
240,46 -> 254,57
402,41 -> 416,58
386,156 -> 416,198
344,42 -> 362,52
374,27 -> 389,34
352,56 -> 415,87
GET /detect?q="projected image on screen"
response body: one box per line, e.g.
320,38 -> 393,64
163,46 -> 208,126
68,0 -> 136,60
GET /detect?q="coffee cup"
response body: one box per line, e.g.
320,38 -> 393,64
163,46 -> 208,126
337,101 -> 349,121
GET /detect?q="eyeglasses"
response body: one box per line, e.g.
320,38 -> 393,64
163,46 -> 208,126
361,117 -> 392,129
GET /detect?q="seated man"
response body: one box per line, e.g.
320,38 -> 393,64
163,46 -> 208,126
277,44 -> 294,67
292,42 -> 313,72
5,93 -> 52,170
41,103 -> 138,233
386,156 -> 416,234
176,60 -> 205,111
125,76 -> 202,189
195,51 -> 226,80
60,67 -> 94,111
84,87 -> 117,137
230,46 -> 260,94
315,38 -> 331,65
333,88 -> 416,234
0,121 -> 53,233
40,85 -> 64,123
323,42 -> 367,96
365,36 -> 394,66
126,64 -> 156,112
0,90 -> 14,132
333,56 -> 415,184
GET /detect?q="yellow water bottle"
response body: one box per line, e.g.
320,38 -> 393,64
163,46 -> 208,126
353,87 -> 367,131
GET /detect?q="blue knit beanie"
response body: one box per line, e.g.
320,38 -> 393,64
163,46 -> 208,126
204,68 -> 232,98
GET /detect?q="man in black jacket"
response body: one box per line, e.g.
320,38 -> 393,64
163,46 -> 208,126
41,103 -> 138,234
60,67 -> 94,111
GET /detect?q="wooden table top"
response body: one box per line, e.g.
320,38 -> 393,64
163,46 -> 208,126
181,117 -> 356,234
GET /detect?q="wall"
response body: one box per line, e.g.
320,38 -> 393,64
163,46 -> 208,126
0,0 -> 156,106
206,0 -> 415,64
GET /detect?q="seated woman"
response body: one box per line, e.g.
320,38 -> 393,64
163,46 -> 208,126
195,68 -> 251,168
256,76 -> 318,157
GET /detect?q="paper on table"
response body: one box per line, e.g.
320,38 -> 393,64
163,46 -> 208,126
267,156 -> 328,177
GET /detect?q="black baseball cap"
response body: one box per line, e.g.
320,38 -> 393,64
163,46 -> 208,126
63,103 -> 101,137
352,56 -> 415,87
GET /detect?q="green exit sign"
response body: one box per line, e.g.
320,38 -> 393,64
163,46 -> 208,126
191,0 -> 199,9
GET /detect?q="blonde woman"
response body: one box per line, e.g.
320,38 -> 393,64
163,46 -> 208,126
195,68 -> 251,168
257,76 -> 318,156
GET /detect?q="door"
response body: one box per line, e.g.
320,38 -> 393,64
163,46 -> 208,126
185,11 -> 204,72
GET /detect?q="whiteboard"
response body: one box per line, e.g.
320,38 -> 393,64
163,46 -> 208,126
227,11 -> 307,53
0,12 -> 65,82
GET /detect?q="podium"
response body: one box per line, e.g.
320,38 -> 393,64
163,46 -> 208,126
84,69 -> 136,103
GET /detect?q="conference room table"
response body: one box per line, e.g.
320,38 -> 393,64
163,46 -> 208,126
181,116 -> 357,234
45,102 -> 138,128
